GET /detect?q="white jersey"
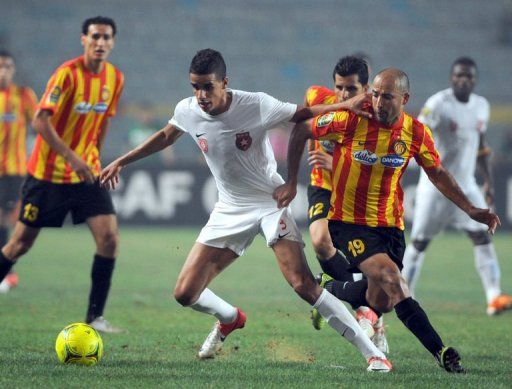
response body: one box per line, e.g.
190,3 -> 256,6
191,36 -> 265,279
169,89 -> 297,206
417,88 -> 490,190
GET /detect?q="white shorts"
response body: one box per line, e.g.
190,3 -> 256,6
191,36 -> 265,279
410,183 -> 488,241
197,202 -> 304,256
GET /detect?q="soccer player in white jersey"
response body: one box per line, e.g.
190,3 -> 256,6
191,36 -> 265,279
402,57 -> 512,315
101,49 -> 392,371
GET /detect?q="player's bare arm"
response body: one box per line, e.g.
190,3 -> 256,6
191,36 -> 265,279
476,133 -> 494,206
290,93 -> 372,122
32,109 -> 95,184
273,119 -> 314,208
424,164 -> 500,233
101,123 -> 184,190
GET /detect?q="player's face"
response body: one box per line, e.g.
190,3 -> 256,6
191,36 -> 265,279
81,24 -> 115,63
451,64 -> 476,102
371,75 -> 409,126
190,73 -> 229,115
333,74 -> 367,102
0,56 -> 15,88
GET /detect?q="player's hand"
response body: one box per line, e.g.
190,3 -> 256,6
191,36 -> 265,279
273,181 -> 297,208
468,207 -> 501,234
344,93 -> 372,119
308,149 -> 333,171
100,160 -> 123,190
69,155 -> 95,184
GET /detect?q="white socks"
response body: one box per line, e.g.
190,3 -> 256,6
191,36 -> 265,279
474,243 -> 501,302
402,245 -> 425,297
314,289 -> 385,360
189,288 -> 238,324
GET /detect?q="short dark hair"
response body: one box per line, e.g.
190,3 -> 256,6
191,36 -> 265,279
82,16 -> 117,36
332,56 -> 369,85
189,49 -> 226,80
0,49 -> 13,60
451,56 -> 477,73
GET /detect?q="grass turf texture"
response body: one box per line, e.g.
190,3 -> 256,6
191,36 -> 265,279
0,227 -> 511,388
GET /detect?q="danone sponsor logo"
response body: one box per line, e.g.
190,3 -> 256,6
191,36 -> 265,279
49,86 -> 61,104
74,101 -> 92,114
319,140 -> 334,153
353,150 -> 378,165
93,102 -> 109,113
0,113 -> 16,122
316,112 -> 334,127
381,154 -> 405,168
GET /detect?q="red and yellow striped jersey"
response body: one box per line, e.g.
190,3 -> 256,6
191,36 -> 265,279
28,56 -> 124,184
312,110 -> 440,229
305,85 -> 337,191
0,84 -> 37,176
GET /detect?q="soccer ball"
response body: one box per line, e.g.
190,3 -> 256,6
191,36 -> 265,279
55,323 -> 104,366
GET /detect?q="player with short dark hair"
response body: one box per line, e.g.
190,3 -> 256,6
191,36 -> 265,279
305,56 -> 388,353
101,48 -> 393,372
0,50 -> 37,293
274,67 -> 500,373
0,17 -> 125,333
402,57 -> 512,315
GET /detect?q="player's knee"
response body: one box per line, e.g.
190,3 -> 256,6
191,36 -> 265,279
173,284 -> 198,307
412,239 -> 430,252
96,230 -> 119,254
312,235 -> 334,260
466,230 -> 491,246
8,236 -> 35,259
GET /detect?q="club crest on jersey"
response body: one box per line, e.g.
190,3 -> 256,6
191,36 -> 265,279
392,140 -> 407,156
49,86 -> 61,104
198,138 -> 208,153
74,101 -> 92,114
381,155 -> 405,168
316,112 -> 334,127
235,131 -> 252,151
353,150 -> 378,165
101,86 -> 111,101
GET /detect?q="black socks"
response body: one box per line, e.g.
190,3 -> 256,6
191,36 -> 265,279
86,254 -> 116,323
318,250 -> 354,282
327,278 -> 370,311
395,297 -> 444,357
0,250 -> 14,281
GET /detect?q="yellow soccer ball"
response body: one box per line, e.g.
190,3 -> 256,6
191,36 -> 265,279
55,323 -> 104,366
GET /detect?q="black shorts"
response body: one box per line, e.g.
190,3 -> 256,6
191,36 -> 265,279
0,175 -> 24,211
328,221 -> 406,273
307,185 -> 331,225
19,175 -> 115,228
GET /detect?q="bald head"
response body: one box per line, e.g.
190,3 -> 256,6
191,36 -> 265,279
371,68 -> 410,126
374,68 -> 409,94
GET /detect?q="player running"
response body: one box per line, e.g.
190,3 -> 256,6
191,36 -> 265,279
0,16 -> 125,333
402,57 -> 512,316
0,50 -> 37,293
101,48 -> 392,372
305,56 -> 388,353
274,68 -> 500,373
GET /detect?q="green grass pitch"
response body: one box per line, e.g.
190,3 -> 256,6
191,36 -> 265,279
0,227 -> 511,388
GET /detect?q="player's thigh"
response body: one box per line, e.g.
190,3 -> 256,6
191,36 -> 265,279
197,203 -> 260,257
411,187 -> 451,240
176,242 -> 239,292
18,176 -> 69,228
259,205 -> 303,248
72,181 -> 115,225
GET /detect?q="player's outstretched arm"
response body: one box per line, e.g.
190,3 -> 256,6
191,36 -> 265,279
477,133 -> 494,206
33,109 -> 95,184
291,93 -> 372,122
273,120 -> 314,208
100,123 -> 184,190
424,164 -> 501,234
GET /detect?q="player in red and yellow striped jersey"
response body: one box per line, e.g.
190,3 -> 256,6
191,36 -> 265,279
0,50 -> 37,293
305,56 -> 389,354
0,17 -> 125,333
275,68 -> 500,373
